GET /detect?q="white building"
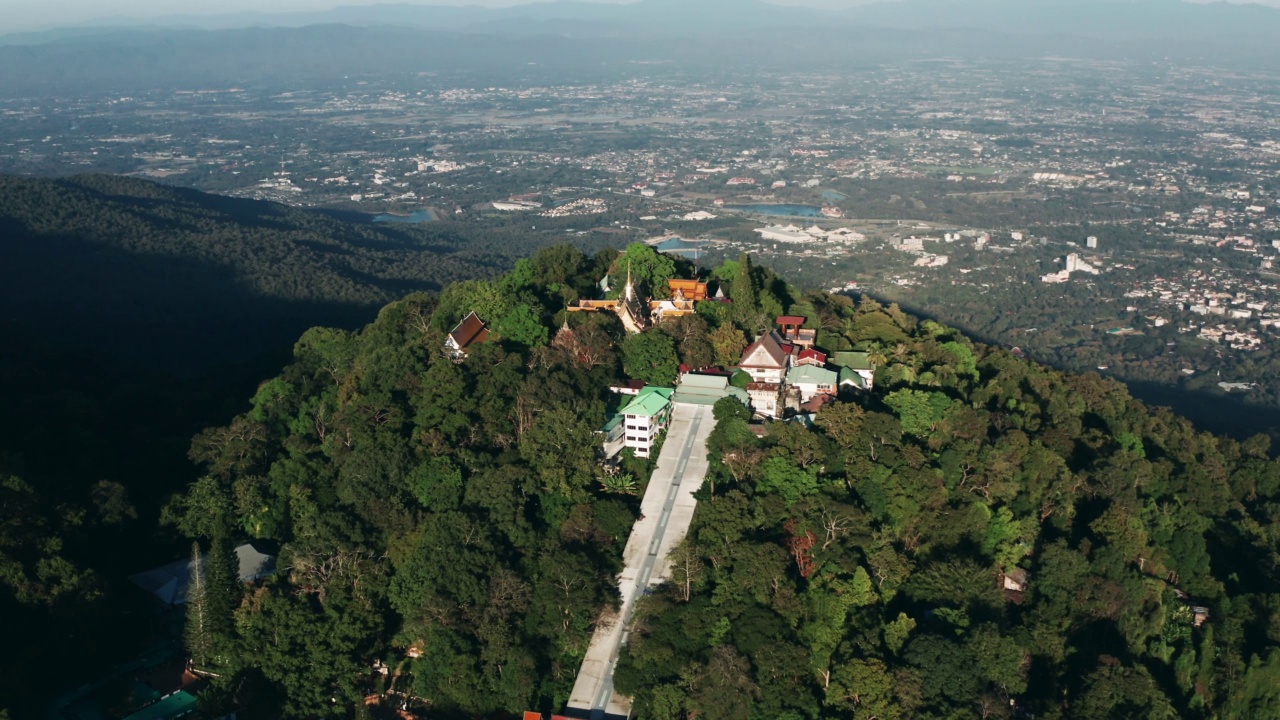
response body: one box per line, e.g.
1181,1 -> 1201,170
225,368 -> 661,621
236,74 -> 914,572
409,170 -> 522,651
617,387 -> 674,459
1043,253 -> 1100,283
738,332 -> 789,417
755,224 -> 812,243
914,254 -> 950,267
1066,253 -> 1100,274
682,211 -> 718,221
786,365 -> 838,403
492,200 -> 541,211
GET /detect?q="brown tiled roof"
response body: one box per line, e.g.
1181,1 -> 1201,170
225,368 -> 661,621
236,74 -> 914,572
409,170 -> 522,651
739,331 -> 788,368
449,312 -> 490,350
668,279 -> 709,301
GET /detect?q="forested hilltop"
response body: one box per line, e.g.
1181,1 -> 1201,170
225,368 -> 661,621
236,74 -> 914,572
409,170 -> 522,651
135,244 -> 1280,719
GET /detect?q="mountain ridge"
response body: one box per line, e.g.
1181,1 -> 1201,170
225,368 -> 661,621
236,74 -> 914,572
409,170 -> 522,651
8,0 -> 1280,42
4,0 -> 1279,93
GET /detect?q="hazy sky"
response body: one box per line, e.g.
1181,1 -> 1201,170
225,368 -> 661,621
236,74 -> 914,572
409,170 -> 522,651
2,0 -> 1278,34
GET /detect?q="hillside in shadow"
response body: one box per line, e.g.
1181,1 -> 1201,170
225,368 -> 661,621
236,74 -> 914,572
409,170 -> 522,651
0,174 -> 559,712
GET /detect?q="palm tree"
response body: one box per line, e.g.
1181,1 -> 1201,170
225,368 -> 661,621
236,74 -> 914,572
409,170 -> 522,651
600,473 -> 638,496
841,317 -> 860,347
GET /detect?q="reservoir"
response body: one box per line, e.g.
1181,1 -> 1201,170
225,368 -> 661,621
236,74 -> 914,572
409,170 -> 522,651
652,237 -> 708,257
374,210 -> 436,223
725,204 -> 823,217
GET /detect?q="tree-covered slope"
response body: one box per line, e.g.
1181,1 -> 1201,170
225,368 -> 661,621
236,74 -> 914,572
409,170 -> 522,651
79,246 -> 1280,719
0,177 -> 621,717
158,244 -> 644,719
618,301 -> 1280,719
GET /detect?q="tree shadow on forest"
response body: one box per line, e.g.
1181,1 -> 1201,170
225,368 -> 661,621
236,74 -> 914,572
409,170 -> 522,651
66,177 -> 298,232
0,226 -> 378,372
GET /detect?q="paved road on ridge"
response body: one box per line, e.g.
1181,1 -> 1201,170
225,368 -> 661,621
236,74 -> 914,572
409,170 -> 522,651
566,403 -> 714,720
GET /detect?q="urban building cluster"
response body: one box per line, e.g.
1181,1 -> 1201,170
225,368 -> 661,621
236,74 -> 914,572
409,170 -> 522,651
4,58 -> 1279,397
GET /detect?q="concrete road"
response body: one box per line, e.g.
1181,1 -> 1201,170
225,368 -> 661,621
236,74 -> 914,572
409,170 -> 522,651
566,403 -> 715,720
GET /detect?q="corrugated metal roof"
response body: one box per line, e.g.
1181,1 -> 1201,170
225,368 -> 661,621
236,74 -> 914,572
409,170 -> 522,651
832,351 -> 874,371
840,368 -> 869,388
679,373 -> 730,390
787,365 -> 838,385
620,387 -> 674,417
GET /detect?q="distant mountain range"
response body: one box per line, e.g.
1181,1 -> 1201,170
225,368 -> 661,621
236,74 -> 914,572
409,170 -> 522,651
8,0 -> 1280,39
1,0 -> 1278,92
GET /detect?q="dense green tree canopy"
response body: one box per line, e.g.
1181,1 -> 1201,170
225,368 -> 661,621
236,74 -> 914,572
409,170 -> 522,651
141,253 -> 1280,719
613,285 -> 1280,720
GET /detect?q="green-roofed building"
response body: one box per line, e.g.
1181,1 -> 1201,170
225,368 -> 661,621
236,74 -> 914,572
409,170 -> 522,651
618,386 -> 674,458
831,351 -> 874,370
673,373 -> 751,408
839,367 -> 870,390
120,691 -> 198,720
786,364 -> 839,403
832,351 -> 876,390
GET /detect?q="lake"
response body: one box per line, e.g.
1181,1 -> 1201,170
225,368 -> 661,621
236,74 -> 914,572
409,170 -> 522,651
373,210 -> 436,224
725,204 -> 824,217
653,237 -> 709,257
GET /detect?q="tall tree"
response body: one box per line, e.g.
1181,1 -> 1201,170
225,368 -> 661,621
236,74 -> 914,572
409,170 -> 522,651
622,330 -> 680,386
204,534 -> 240,665
184,542 -> 213,667
709,324 -> 749,368
730,254 -> 758,323
610,243 -> 677,300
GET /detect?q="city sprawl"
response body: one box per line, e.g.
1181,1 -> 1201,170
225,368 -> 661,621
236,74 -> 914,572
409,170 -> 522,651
8,57 -> 1280,431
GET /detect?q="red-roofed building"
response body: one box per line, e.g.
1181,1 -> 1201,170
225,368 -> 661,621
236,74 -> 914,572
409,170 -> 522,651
446,312 -> 490,360
795,348 -> 828,367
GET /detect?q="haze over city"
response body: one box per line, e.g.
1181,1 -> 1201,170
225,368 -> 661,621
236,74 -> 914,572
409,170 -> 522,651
4,0 -> 870,33
4,0 -> 1280,33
